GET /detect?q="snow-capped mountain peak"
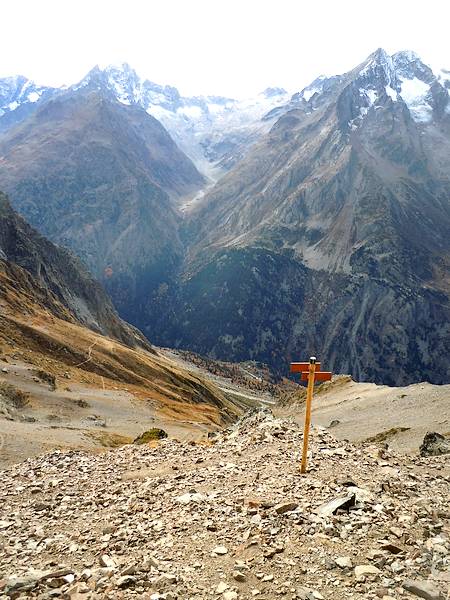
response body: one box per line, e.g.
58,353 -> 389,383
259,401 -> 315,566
69,64 -> 291,177
287,49 -> 450,129
0,75 -> 52,118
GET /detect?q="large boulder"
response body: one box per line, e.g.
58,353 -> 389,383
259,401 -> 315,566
419,432 -> 450,457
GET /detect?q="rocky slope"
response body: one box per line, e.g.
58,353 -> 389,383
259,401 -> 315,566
0,204 -> 246,466
277,375 -> 450,454
0,410 -> 448,599
0,191 -> 145,347
141,49 -> 450,385
0,91 -> 204,321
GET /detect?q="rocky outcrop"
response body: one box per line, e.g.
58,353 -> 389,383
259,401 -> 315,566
419,432 -> 450,457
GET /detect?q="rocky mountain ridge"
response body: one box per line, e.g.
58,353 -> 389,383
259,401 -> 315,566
140,49 -> 450,385
0,75 -> 57,132
0,64 -> 290,179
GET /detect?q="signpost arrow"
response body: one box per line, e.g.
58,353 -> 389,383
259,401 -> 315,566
290,356 -> 333,474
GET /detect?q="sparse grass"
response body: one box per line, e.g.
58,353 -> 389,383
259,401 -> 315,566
86,431 -> 132,448
0,381 -> 30,408
365,427 -> 411,443
133,428 -> 168,444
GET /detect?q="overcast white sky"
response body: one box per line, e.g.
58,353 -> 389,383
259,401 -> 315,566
1,0 -> 449,97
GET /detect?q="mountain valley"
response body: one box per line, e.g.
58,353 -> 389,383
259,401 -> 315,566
2,1 -> 450,596
0,49 -> 449,386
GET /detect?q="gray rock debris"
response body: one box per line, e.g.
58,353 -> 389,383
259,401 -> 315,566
0,409 -> 448,600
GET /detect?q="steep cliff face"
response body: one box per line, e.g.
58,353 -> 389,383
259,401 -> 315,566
142,50 -> 450,385
0,192 -> 149,349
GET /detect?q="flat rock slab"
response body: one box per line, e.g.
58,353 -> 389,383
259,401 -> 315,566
316,493 -> 356,516
403,579 -> 445,600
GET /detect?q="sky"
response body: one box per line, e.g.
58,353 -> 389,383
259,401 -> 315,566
1,0 -> 449,98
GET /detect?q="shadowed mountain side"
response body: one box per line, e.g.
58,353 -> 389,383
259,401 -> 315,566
0,91 -> 204,318
0,192 -> 148,349
0,258 -> 242,424
141,247 -> 450,385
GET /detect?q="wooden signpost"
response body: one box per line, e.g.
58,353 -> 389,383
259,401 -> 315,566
290,356 -> 332,474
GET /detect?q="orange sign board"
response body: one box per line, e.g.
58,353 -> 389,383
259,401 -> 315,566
290,362 -> 321,373
290,357 -> 333,475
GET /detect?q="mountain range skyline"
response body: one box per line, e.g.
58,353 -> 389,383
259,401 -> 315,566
1,51 -> 449,103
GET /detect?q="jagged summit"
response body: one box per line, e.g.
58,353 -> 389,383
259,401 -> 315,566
287,48 -> 449,128
260,86 -> 288,98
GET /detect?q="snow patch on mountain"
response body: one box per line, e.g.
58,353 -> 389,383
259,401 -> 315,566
72,63 -> 290,178
399,77 -> 432,123
0,75 -> 54,119
289,49 -> 450,132
386,85 -> 397,101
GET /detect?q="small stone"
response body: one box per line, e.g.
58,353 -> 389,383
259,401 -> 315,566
232,570 -> 246,582
213,546 -> 228,555
317,493 -> 356,516
274,501 -> 298,514
381,542 -> 404,554
216,582 -> 229,593
389,526 -> 403,538
142,556 -> 159,570
262,574 -> 274,582
120,565 -> 136,576
419,432 -> 450,456
223,592 -> 238,600
175,492 -> 205,504
34,502 -> 51,511
354,564 -> 381,579
117,575 -> 136,588
99,554 -> 116,568
335,556 -> 353,569
4,572 -> 45,594
403,579 -> 445,600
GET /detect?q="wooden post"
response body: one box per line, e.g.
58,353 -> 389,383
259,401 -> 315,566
300,356 -> 316,473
